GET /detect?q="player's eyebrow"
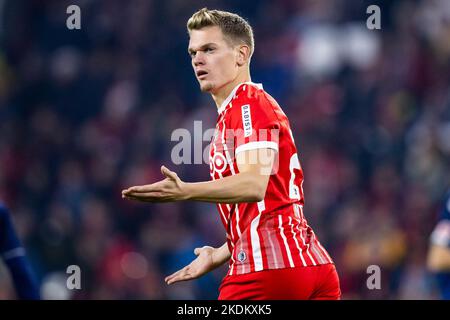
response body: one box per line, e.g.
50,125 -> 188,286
188,43 -> 217,55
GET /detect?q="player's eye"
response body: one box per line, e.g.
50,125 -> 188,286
205,47 -> 214,53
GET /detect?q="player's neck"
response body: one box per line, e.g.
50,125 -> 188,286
212,72 -> 251,109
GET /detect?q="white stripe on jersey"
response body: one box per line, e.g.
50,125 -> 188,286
296,223 -> 317,266
211,132 -> 239,275
250,212 -> 263,271
292,205 -> 318,265
288,216 -> 307,266
221,106 -> 247,275
228,237 -> 235,275
315,234 -> 333,263
310,238 -> 326,264
308,231 -> 328,264
211,143 -> 228,224
293,203 -> 301,219
266,225 -> 281,268
278,215 -> 294,267
221,107 -> 242,237
257,199 -> 265,212
215,173 -> 234,240
235,141 -> 279,155
294,205 -> 322,265
251,200 -> 266,272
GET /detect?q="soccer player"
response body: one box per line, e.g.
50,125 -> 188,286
427,189 -> 450,299
0,203 -> 40,299
122,8 -> 341,300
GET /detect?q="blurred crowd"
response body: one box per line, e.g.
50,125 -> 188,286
0,0 -> 449,299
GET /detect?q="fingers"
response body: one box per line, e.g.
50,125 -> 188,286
122,181 -> 164,197
164,268 -> 184,284
122,194 -> 150,203
122,166 -> 180,201
123,193 -> 171,203
161,165 -> 178,181
165,267 -> 194,285
194,246 -> 213,256
123,185 -> 147,193
122,185 -> 156,194
122,165 -> 178,198
122,186 -> 143,196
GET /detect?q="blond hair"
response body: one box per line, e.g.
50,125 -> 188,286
187,8 -> 254,58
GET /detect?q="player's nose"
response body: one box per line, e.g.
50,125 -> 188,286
193,53 -> 205,66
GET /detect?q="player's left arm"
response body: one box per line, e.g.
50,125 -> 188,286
164,242 -> 231,285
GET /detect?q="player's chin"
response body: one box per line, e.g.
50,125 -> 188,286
199,81 -> 214,92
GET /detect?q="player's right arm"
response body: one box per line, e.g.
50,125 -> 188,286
122,93 -> 279,204
123,148 -> 276,204
165,242 -> 230,285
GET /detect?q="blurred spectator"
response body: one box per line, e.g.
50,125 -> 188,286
0,0 -> 449,299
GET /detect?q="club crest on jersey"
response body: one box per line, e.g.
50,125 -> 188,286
241,104 -> 252,137
237,250 -> 247,262
211,152 -> 227,173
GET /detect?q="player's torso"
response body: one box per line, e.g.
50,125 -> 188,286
209,82 -> 332,275
209,85 -> 303,220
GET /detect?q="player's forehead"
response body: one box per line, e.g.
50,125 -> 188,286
188,26 -> 227,51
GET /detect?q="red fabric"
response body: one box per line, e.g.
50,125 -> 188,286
218,263 -> 341,300
210,82 -> 333,276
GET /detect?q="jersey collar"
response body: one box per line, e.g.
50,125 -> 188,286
217,82 -> 263,114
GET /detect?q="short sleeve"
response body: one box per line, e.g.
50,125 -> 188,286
228,93 -> 280,156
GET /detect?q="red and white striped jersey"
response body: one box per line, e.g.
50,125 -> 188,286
209,82 -> 333,276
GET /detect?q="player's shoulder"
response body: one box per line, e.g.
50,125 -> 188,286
230,83 -> 282,118
234,83 -> 276,106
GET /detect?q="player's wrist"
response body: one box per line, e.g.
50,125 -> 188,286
211,245 -> 230,267
180,182 -> 193,201
211,247 -> 222,268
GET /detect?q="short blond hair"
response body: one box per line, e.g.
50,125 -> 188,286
187,8 -> 254,58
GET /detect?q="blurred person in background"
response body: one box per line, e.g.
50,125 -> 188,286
1,0 -> 449,300
427,189 -> 450,299
123,8 -> 340,300
0,203 -> 40,300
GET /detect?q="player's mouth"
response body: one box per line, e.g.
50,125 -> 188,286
196,70 -> 208,79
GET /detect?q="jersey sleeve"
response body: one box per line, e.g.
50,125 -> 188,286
430,192 -> 450,247
228,92 -> 281,156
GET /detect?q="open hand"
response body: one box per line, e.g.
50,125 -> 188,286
122,165 -> 188,202
165,246 -> 217,285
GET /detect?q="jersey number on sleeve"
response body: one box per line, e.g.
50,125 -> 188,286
289,153 -> 301,200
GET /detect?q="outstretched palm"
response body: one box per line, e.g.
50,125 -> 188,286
165,246 -> 217,285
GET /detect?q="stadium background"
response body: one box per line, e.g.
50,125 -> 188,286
0,0 -> 449,299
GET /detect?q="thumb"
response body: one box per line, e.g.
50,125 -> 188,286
194,246 -> 213,256
161,165 -> 177,180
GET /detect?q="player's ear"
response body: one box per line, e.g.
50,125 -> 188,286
236,45 -> 250,66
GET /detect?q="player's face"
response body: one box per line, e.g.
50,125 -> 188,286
188,26 -> 239,94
